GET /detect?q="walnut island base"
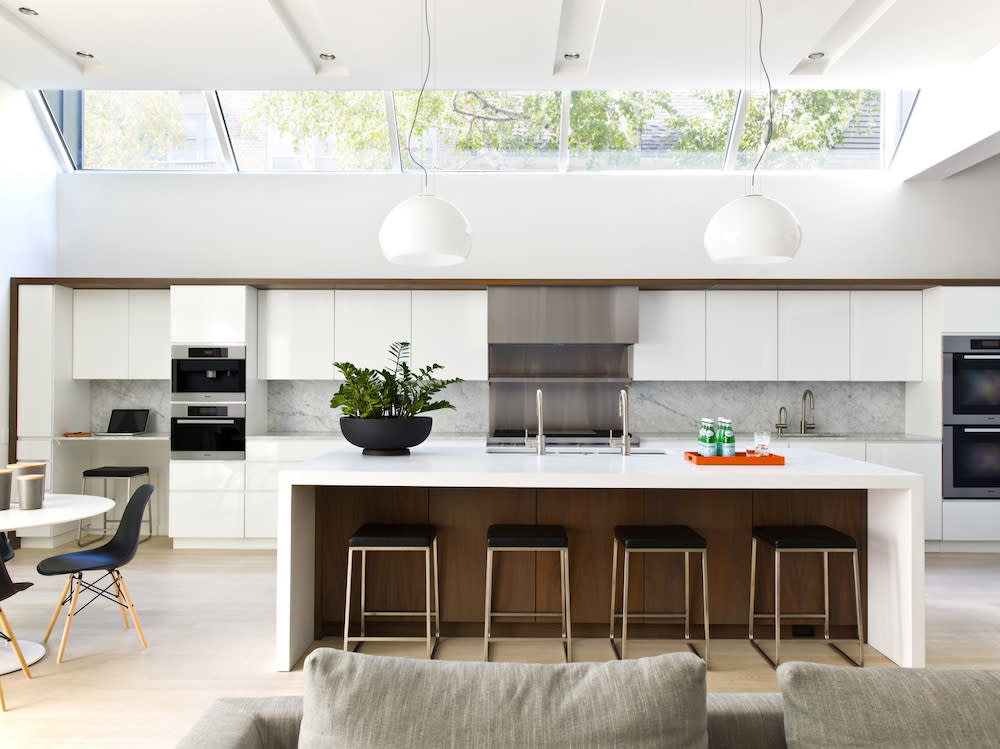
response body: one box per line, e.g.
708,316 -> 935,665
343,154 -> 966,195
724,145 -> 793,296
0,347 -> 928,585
276,446 -> 924,670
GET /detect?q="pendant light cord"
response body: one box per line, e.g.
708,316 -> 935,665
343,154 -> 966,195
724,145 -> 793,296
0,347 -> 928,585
406,0 -> 431,192
750,0 -> 773,193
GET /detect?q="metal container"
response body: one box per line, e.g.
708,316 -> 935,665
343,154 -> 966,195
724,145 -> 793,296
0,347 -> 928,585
0,469 -> 11,511
18,474 -> 45,510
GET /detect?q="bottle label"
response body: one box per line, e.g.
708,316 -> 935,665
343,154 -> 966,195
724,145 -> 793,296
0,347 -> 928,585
698,440 -> 716,457
719,441 -> 736,457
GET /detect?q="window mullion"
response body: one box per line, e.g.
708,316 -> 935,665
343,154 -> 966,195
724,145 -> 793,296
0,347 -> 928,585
386,91 -> 403,173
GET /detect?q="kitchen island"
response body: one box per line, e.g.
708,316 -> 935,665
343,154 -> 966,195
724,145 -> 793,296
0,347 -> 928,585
276,446 -> 923,670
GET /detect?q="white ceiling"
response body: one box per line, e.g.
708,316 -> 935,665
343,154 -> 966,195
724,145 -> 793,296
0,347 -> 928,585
0,0 -> 998,91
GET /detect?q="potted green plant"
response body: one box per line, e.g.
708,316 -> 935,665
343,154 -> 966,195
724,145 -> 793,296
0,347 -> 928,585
330,341 -> 462,455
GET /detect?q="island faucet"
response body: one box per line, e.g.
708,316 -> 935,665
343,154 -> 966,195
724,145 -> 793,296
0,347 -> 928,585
535,388 -> 545,455
775,406 -> 788,436
619,389 -> 631,456
800,389 -> 815,434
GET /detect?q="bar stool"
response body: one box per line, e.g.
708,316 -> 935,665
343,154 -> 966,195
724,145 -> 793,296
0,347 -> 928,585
78,467 -> 151,546
749,525 -> 864,668
343,523 -> 439,659
610,525 -> 709,665
484,524 -> 571,662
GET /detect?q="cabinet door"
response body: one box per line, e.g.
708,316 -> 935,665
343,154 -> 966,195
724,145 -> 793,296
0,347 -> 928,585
941,287 -> 1000,334
850,291 -> 922,381
706,291 -> 777,381
169,490 -> 245,538
634,291 -> 706,380
170,285 -> 251,344
334,291 -> 411,370
129,290 -> 170,379
245,491 -> 278,538
942,501 -> 1000,542
258,290 -> 336,380
866,441 -> 942,541
777,291 -> 850,381
18,286 -> 55,437
73,289 -> 130,380
411,290 -> 487,380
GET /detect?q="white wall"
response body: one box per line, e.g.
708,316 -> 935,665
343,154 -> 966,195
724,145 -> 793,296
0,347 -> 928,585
56,154 -> 1000,280
0,82 -> 60,457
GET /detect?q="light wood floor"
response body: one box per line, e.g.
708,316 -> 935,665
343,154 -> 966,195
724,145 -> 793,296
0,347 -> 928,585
0,542 -> 994,747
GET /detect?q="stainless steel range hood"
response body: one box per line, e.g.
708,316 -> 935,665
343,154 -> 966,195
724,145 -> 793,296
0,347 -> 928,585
487,286 -> 638,441
487,286 -> 638,344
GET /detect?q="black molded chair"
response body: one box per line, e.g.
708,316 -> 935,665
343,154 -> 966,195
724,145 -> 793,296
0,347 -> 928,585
37,484 -> 153,663
0,533 -> 13,563
0,556 -> 33,711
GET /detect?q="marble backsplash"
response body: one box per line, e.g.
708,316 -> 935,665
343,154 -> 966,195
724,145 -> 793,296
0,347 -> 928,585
91,379 -> 903,437
629,381 -> 905,435
268,380 -> 490,434
91,380 -> 171,433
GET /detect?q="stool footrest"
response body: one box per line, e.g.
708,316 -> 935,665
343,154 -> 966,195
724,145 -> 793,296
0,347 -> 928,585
488,611 -> 564,618
753,612 -> 828,619
613,612 -> 688,620
360,611 -> 437,618
345,636 -> 435,643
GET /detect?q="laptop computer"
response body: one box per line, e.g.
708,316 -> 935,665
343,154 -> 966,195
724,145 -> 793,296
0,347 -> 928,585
95,408 -> 150,437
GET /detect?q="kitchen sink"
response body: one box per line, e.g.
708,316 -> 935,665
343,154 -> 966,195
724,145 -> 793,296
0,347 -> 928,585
782,433 -> 851,439
485,446 -> 666,455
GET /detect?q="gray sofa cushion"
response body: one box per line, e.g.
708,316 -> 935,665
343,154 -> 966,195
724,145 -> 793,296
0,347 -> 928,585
299,648 -> 708,749
706,693 -> 786,749
175,696 -> 303,749
778,662 -> 1000,749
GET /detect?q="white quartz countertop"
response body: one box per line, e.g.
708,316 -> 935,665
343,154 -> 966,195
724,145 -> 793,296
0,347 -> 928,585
281,445 -> 921,491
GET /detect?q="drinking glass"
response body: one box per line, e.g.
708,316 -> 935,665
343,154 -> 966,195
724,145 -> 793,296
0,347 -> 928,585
753,431 -> 771,456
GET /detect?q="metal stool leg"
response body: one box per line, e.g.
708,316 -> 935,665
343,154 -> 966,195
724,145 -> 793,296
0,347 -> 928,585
424,546 -> 433,659
343,548 -> 354,652
684,551 -> 691,640
562,547 -> 572,663
823,551 -> 830,640
748,538 -> 758,639
774,549 -> 781,667
360,550 -> 367,638
853,549 -> 864,666
483,548 -> 494,661
432,538 -> 441,640
609,538 -> 618,649
701,550 -> 711,668
621,548 -> 631,660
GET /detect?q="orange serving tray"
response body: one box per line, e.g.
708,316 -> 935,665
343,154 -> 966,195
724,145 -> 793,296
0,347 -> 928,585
683,451 -> 785,466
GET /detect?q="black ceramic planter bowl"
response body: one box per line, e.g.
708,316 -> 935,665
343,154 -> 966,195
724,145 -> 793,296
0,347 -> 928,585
339,416 -> 433,456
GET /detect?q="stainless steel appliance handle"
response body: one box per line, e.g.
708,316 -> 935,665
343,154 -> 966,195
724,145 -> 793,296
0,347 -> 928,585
176,419 -> 236,425
963,428 -> 1000,432
961,355 -> 1000,359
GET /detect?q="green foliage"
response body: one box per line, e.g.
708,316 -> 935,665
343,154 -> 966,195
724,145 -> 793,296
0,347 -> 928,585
330,342 -> 462,419
82,91 -> 187,169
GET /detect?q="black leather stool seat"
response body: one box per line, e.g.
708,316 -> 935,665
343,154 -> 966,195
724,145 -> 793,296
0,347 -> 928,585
487,524 -> 568,548
614,525 -> 706,550
753,525 -> 857,549
348,523 -> 436,547
82,466 -> 149,478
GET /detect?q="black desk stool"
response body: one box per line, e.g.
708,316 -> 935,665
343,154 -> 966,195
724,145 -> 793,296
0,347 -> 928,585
484,524 -> 572,663
749,525 -> 864,668
78,466 -> 151,546
343,524 -> 440,659
610,525 -> 710,665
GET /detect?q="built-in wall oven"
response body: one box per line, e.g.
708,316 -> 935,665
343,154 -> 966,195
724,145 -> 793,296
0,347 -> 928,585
170,404 -> 246,460
943,336 -> 1000,498
171,345 -> 246,402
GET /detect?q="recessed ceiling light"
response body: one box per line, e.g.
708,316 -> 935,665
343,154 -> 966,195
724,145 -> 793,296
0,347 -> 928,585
563,53 -> 580,60
18,6 -> 38,15
319,53 -> 337,61
807,51 -> 825,60
75,51 -> 94,59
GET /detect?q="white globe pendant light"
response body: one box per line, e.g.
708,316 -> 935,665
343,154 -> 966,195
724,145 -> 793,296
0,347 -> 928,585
704,193 -> 801,264
379,193 -> 471,266
704,0 -> 800,265
380,0 -> 471,266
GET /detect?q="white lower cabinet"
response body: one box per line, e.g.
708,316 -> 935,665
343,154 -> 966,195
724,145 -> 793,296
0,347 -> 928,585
169,490 -> 245,538
245,492 -> 278,538
865,442 -> 942,541
942,501 -> 1000,542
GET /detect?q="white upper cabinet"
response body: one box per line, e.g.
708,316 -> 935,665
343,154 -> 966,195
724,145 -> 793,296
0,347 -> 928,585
777,291 -> 850,381
73,289 -> 130,379
171,285 -> 253,344
259,290 -> 336,380
633,291 -> 706,381
706,291 -> 777,381
334,290 -> 411,369
128,290 -> 170,379
850,291 -> 922,381
74,289 -> 170,379
411,290 -> 487,381
940,287 -> 1000,334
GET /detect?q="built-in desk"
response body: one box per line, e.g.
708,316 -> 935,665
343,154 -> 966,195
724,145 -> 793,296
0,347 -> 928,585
276,446 -> 923,671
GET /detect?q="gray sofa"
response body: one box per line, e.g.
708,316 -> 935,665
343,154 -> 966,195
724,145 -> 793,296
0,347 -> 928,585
177,650 -> 1000,749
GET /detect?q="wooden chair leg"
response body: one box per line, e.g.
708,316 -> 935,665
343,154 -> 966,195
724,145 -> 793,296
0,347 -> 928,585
0,669 -> 5,711
43,575 -> 74,644
115,571 -> 147,648
112,573 -> 130,629
0,607 -> 31,678
57,576 -> 83,663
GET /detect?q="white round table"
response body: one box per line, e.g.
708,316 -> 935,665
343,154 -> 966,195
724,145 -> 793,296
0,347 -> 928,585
0,493 -> 116,675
